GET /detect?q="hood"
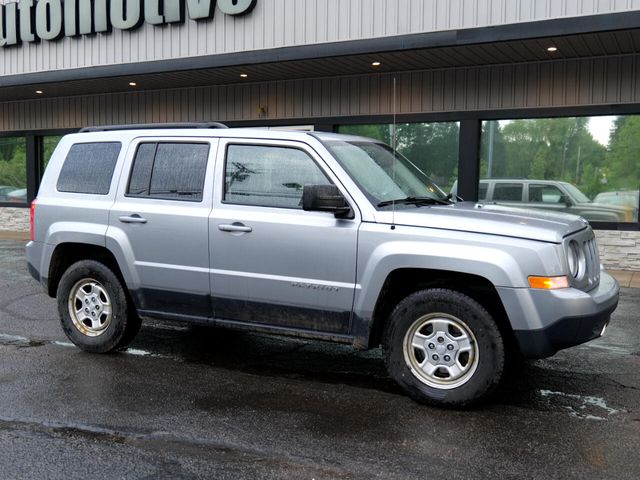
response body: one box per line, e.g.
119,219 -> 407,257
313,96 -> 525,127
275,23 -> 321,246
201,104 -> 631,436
374,202 -> 588,243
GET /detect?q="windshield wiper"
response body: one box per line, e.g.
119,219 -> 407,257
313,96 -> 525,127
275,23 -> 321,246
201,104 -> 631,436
377,196 -> 452,208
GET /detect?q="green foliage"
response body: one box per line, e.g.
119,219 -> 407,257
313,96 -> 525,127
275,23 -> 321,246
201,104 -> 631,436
0,138 -> 26,188
338,122 -> 459,191
606,116 -> 640,191
395,122 -> 459,190
480,118 -> 607,198
42,135 -> 64,170
339,125 -> 392,144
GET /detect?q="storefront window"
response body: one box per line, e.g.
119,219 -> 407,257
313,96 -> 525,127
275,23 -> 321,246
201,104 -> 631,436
480,116 -> 640,223
42,135 -> 64,172
337,122 -> 459,192
0,137 -> 27,204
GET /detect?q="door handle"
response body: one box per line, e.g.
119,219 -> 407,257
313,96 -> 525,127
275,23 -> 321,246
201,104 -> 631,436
119,214 -> 148,224
218,223 -> 252,233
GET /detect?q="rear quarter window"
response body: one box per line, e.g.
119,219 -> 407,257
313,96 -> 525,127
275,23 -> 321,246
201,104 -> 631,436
56,142 -> 122,195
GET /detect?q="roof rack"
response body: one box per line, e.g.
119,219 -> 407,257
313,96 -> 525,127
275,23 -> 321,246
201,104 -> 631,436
79,122 -> 228,133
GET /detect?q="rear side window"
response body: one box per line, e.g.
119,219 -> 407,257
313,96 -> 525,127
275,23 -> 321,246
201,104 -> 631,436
127,142 -> 210,202
57,142 -> 121,195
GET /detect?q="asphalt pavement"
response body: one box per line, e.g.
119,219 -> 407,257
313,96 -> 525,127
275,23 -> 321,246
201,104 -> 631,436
0,239 -> 639,479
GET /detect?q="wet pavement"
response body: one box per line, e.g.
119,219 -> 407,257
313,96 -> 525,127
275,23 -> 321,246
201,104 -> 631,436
0,240 -> 639,479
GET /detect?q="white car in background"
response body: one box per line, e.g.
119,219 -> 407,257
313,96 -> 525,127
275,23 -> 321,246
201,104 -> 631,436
593,190 -> 639,222
6,188 -> 27,204
0,185 -> 18,202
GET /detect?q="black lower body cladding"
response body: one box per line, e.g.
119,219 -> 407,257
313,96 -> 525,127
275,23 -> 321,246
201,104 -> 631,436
513,301 -> 617,359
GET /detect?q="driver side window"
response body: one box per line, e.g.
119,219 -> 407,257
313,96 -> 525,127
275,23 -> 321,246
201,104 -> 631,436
223,144 -> 333,209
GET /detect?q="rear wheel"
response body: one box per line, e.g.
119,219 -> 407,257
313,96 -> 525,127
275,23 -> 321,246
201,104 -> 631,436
383,288 -> 505,407
57,260 -> 139,353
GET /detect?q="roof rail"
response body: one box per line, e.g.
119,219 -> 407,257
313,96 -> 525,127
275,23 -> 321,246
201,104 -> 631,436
79,122 -> 228,133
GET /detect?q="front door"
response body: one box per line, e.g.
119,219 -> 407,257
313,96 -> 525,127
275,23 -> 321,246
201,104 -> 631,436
209,139 -> 359,334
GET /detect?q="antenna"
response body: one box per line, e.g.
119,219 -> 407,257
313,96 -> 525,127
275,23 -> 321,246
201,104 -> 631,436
392,76 -> 397,229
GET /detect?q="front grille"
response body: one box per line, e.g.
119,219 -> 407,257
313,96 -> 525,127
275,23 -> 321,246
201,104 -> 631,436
583,237 -> 600,290
565,228 -> 601,292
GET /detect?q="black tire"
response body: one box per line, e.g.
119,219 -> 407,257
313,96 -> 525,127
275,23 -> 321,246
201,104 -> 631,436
115,308 -> 142,351
383,288 -> 505,408
57,260 -> 139,353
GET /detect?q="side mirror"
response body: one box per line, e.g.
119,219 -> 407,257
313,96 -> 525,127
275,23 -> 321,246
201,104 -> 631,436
560,194 -> 572,207
302,185 -> 353,219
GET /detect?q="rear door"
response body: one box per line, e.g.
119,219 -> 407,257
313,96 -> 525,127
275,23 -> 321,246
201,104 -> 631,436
109,137 -> 217,318
208,138 -> 359,334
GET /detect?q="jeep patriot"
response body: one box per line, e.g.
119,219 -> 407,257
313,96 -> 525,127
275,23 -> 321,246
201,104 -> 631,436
26,124 -> 619,406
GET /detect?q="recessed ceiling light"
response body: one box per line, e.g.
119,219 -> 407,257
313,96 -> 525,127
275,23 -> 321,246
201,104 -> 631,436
128,82 -> 137,86
35,90 -> 43,94
547,46 -> 558,52
240,73 -> 248,78
371,61 -> 382,67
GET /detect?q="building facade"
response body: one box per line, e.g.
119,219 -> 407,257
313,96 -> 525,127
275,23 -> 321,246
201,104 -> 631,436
1,0 -> 640,268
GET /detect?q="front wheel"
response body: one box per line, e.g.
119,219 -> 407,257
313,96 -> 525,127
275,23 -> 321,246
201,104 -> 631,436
383,289 -> 505,407
57,260 -> 138,353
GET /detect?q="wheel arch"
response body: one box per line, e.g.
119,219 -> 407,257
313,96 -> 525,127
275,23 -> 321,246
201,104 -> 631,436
365,268 -> 516,352
47,243 -> 128,299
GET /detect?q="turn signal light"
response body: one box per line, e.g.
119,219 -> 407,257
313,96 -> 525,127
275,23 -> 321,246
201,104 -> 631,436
528,275 -> 570,289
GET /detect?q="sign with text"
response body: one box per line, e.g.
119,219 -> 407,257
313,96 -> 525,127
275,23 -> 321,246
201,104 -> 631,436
0,0 -> 257,47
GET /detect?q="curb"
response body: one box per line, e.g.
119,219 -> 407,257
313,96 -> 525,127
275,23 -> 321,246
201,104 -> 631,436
609,270 -> 640,289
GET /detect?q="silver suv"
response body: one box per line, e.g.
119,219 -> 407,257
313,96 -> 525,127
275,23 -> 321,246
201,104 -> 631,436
26,124 -> 619,407
476,179 -> 633,222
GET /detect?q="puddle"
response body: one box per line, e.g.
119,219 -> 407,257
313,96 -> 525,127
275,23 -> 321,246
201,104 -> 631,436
0,333 -> 45,348
584,342 -> 632,356
125,348 -> 153,356
539,389 -> 620,420
2,334 -> 167,360
144,323 -> 189,332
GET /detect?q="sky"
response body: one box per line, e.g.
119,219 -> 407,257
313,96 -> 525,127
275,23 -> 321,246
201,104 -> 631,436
588,116 -> 616,147
496,116 -> 616,147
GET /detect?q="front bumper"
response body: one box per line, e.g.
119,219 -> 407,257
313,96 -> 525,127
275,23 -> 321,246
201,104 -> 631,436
498,272 -> 619,359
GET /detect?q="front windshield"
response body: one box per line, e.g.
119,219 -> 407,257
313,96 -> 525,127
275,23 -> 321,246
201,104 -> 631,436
325,139 -> 447,207
564,183 -> 591,203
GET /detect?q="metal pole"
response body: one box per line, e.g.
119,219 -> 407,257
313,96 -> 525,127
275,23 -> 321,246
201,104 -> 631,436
487,121 -> 495,178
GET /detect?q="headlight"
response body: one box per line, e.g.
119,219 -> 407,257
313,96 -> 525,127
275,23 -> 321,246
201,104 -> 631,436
567,240 -> 585,279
